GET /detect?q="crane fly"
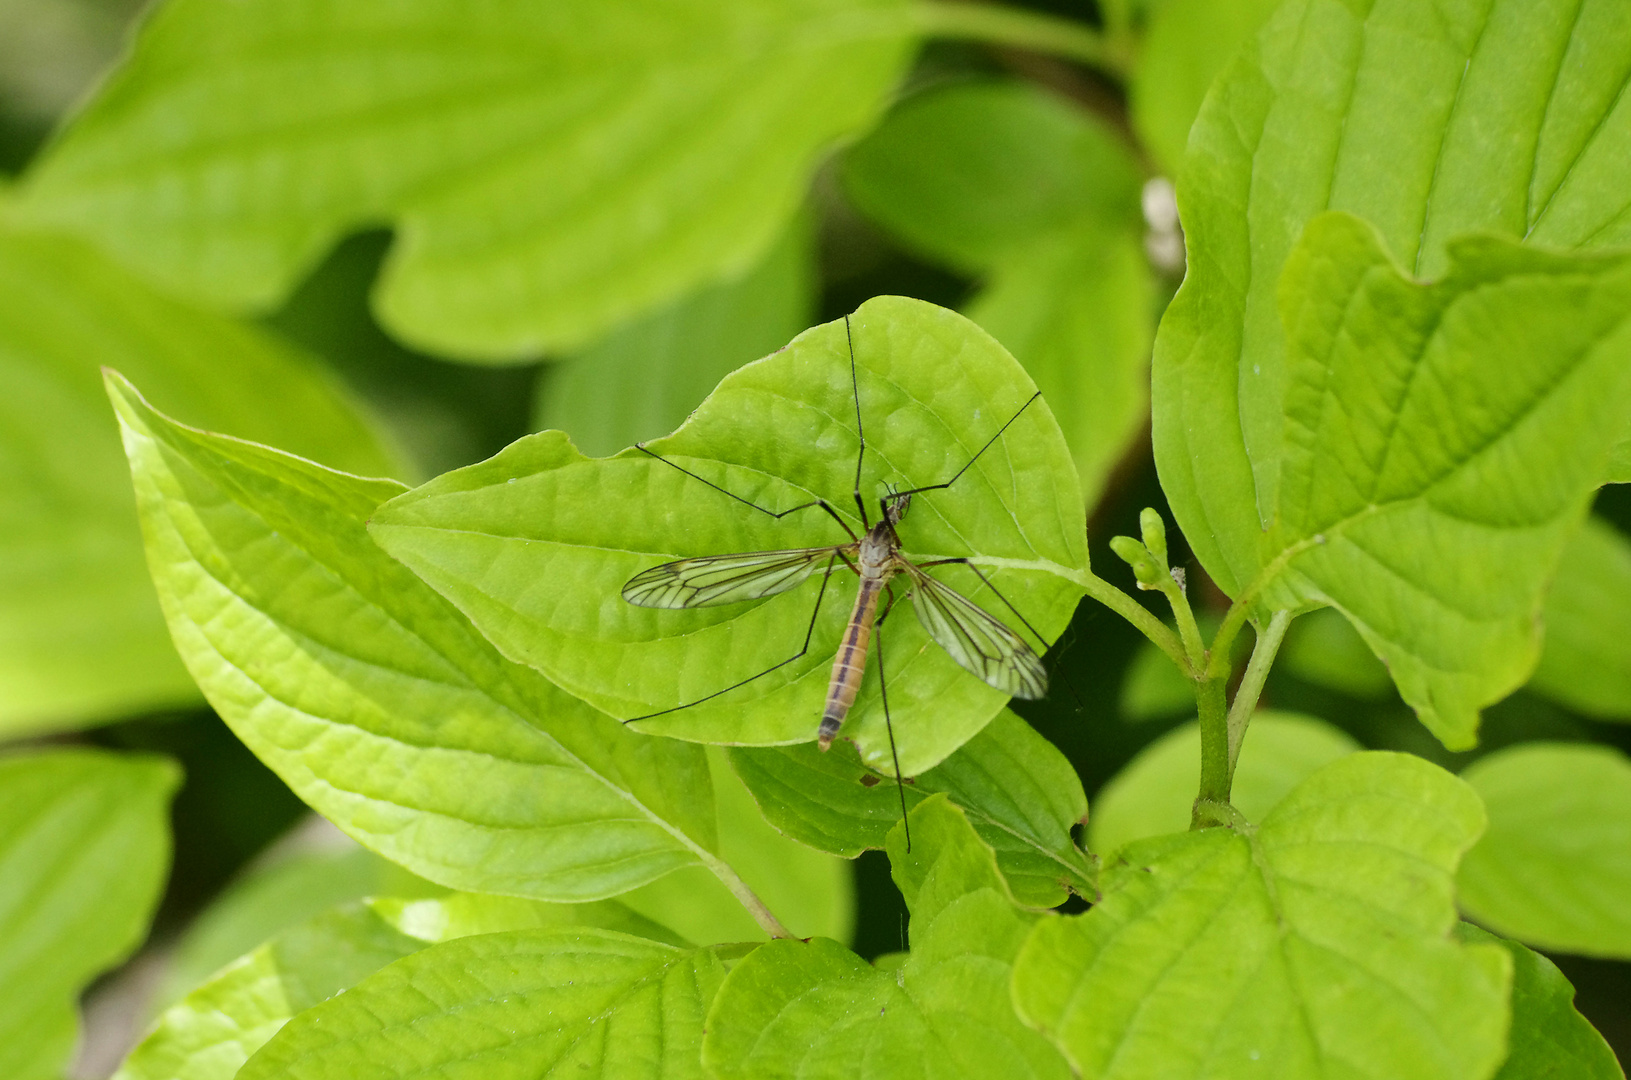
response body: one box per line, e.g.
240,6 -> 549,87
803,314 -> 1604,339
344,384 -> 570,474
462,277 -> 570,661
618,317 -> 1051,841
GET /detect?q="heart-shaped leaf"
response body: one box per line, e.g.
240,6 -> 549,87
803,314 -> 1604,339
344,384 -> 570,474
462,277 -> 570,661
371,296 -> 1087,775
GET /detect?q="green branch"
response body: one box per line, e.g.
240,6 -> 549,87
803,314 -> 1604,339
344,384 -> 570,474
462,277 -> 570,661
913,1 -> 1123,75
700,852 -> 793,939
1224,610 -> 1291,777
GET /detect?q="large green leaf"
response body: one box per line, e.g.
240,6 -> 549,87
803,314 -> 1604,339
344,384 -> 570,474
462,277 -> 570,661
17,0 -> 915,358
1153,0 -> 1631,600
842,81 -> 1151,505
239,930 -> 728,1079
841,81 -> 1141,274
115,905 -> 424,1080
0,748 -> 177,1080
1278,606 -> 1393,699
1088,710 -> 1361,857
703,797 -> 1071,1080
1261,214 -> 1631,747
161,833 -> 437,1006
1014,752 -> 1511,1080
612,746 -> 854,945
1528,517 -> 1631,720
1458,743 -> 1631,959
731,710 -> 1093,906
535,217 -> 814,458
372,891 -> 691,950
108,373 -> 719,901
370,297 -> 1087,776
1455,924 -> 1623,1080
0,225 -> 398,738
1128,0 -> 1280,175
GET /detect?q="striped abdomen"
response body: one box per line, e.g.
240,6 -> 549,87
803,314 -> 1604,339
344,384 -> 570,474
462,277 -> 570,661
818,575 -> 886,749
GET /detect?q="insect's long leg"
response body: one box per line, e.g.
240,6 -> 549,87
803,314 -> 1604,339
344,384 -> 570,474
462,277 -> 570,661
871,585 -> 911,852
891,391 -> 1042,499
844,315 -> 872,529
635,444 -> 858,542
624,554 -> 843,723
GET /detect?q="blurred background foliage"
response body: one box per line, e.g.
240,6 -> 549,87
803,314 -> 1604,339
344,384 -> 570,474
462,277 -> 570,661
1,0 -> 1628,1073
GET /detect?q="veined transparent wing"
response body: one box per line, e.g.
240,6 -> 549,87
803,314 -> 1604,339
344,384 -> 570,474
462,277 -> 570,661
902,563 -> 1048,699
623,546 -> 851,609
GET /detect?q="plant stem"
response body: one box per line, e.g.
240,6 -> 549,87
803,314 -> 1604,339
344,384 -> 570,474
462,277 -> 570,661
702,854 -> 793,939
1192,674 -> 1231,828
913,1 -> 1122,74
1224,609 -> 1291,776
1077,570 -> 1190,674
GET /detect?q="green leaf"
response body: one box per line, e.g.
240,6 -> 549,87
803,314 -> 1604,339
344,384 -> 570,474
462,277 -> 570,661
967,225 -> 1153,508
0,748 -> 178,1080
1456,924 -> 1623,1080
1279,606 -> 1394,699
371,891 -> 691,949
1262,214 -> 1631,747
115,905 -> 423,1080
842,81 -> 1151,505
1458,742 -> 1631,959
370,296 -> 1087,776
1088,710 -> 1360,856
1529,517 -> 1631,720
108,372 -> 719,901
535,217 -> 815,458
702,797 -> 1071,1080
1016,752 -> 1512,1080
0,225 -> 399,739
1154,0 -> 1631,601
18,0 -> 915,359
239,930 -> 727,1079
841,80 -> 1141,274
1608,433 -> 1631,484
612,746 -> 854,944
731,710 -> 1093,906
1127,0 -> 1280,174
162,835 -> 438,1006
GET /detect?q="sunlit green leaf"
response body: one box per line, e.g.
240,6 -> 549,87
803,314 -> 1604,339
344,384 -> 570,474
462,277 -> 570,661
0,225 -> 399,738
842,80 -> 1140,273
0,748 -> 177,1080
1154,0 -> 1631,600
1458,743 -> 1631,959
239,930 -> 728,1079
1279,606 -> 1393,699
1456,924 -> 1622,1080
1529,517 -> 1631,720
842,81 -> 1151,505
18,0 -> 915,358
703,797 -> 1070,1080
161,831 -> 438,1006
535,217 -> 815,458
371,297 -> 1087,776
731,710 -> 1092,905
371,891 -> 690,950
967,225 -> 1152,508
115,905 -> 423,1080
1088,711 -> 1360,856
1127,0 -> 1279,174
108,372 -> 718,901
1016,753 -> 1511,1080
612,746 -> 854,945
1262,214 -> 1631,747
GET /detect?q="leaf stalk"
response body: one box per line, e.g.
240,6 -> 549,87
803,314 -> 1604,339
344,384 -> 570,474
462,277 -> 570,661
913,1 -> 1125,76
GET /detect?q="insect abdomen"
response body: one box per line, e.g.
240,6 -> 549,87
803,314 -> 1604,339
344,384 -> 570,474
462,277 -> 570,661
819,577 -> 882,749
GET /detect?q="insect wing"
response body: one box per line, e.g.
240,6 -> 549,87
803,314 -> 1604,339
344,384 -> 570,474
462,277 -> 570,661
904,565 -> 1048,699
623,546 -> 845,609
